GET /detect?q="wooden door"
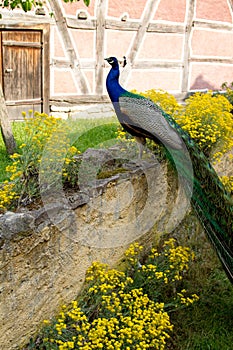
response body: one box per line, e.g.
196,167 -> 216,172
0,30 -> 44,120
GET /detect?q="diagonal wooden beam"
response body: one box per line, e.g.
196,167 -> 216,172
128,0 -> 160,64
228,0 -> 233,13
95,0 -> 107,95
121,0 -> 160,84
49,0 -> 89,94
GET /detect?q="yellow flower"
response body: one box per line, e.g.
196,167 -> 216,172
43,319 -> 50,325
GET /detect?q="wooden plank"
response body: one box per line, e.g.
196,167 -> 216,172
105,19 -> 140,31
2,30 -> 41,42
51,58 -> 71,68
51,58 -> 95,69
66,17 -> 96,30
181,0 -> 195,93
52,57 -> 233,71
49,0 -> 89,94
191,57 -> 233,64
50,95 -> 110,104
193,20 -> 233,31
0,13 -> 54,26
148,23 -> 185,33
66,15 -> 232,33
52,59 -> 183,70
95,0 -> 107,95
0,32 -> 16,152
42,24 -> 50,115
31,39 -> 42,100
133,60 -> 183,69
2,40 -> 42,48
6,98 -> 42,105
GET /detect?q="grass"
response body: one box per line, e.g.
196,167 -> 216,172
167,214 -> 233,350
0,121 -> 26,182
69,117 -> 119,152
169,264 -> 233,350
0,117 -> 119,182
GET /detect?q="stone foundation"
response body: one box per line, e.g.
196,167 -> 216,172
0,150 -> 189,349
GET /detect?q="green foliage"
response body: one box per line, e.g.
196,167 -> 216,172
71,122 -> 119,153
170,273 -> 233,350
166,213 -> 233,350
221,81 -> 233,106
63,0 -> 90,6
0,0 -> 90,12
28,238 -> 198,349
1,0 -> 42,11
0,121 -> 26,182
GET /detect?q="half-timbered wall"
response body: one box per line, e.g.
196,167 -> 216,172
48,0 -> 233,100
0,0 -> 233,109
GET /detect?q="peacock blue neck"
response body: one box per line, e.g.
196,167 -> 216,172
106,64 -> 127,102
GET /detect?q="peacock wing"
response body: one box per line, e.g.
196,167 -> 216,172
119,95 -> 183,150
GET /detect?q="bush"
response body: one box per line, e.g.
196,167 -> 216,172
0,112 -> 80,212
34,238 -> 198,350
176,92 -> 233,159
133,89 -> 233,161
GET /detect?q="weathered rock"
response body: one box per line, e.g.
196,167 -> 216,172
0,153 -> 188,349
0,211 -> 35,241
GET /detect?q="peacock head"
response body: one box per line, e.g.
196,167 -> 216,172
105,56 -> 127,68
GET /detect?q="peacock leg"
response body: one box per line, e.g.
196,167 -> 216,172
134,136 -> 146,159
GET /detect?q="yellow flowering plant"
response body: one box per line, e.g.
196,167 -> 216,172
175,92 -> 233,159
220,175 -> 233,194
0,112 -> 80,212
136,89 -> 182,118
38,238 -> 198,350
124,238 -> 198,310
128,89 -> 233,194
133,89 -> 233,161
0,181 -> 18,211
114,126 -> 143,160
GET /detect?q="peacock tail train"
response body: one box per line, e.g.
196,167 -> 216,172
161,109 -> 233,282
105,56 -> 233,283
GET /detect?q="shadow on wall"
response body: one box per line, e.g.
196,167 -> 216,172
190,74 -> 216,91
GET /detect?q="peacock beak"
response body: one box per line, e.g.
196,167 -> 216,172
105,56 -> 127,67
104,57 -> 114,65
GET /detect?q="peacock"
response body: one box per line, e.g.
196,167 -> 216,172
105,56 -> 233,283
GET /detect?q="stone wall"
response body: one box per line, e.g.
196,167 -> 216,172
0,151 -> 189,349
50,101 -> 115,119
